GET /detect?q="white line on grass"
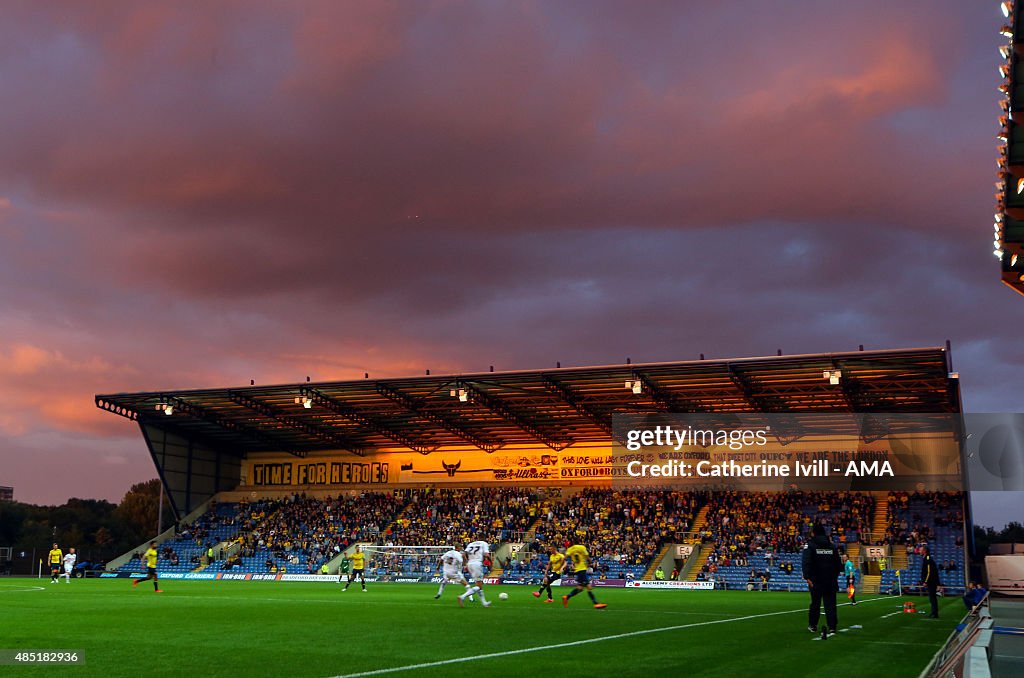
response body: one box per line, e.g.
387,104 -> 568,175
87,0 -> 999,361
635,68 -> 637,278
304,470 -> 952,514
327,596 -> 888,678
0,584 -> 45,592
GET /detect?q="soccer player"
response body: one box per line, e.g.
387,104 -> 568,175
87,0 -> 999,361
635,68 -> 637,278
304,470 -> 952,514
132,541 -> 163,592
843,554 -> 857,605
802,524 -> 841,635
61,547 -> 77,583
533,545 -> 565,603
343,545 -> 367,592
561,544 -> 607,609
48,543 -> 62,583
458,540 -> 491,608
435,548 -> 467,599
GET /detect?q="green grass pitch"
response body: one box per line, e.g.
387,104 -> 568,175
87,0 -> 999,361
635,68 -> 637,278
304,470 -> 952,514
1,579 -> 963,677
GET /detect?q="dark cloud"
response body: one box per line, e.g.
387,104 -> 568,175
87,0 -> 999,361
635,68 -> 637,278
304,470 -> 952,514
0,1 -> 1021,512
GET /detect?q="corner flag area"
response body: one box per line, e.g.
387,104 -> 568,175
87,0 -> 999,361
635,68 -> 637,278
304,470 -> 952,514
2,581 -> 962,677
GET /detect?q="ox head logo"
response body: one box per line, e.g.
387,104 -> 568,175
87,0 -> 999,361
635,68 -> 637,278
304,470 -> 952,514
441,460 -> 461,477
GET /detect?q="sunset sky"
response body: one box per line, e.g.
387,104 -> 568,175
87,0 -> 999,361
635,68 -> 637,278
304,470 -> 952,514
1,1 -> 1022,527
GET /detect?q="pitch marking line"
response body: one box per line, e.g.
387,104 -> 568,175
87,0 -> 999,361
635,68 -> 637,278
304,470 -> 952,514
0,584 -> 45,593
327,597 -> 888,677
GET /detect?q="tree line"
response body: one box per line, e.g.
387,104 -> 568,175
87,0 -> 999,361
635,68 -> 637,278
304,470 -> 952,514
0,479 -> 172,575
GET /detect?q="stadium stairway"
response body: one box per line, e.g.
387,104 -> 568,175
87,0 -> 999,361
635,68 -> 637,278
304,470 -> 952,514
643,543 -> 673,580
891,546 -> 908,574
870,491 -> 889,544
683,548 -> 711,582
682,504 -> 713,582
861,574 -> 881,594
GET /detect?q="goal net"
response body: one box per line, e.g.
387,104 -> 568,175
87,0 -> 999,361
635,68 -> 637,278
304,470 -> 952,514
360,545 -> 454,576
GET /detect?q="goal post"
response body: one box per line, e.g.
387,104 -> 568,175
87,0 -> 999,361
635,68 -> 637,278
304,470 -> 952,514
359,545 -> 454,576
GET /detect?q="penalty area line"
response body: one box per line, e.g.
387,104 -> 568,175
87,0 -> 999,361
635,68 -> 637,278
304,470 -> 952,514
327,597 -> 889,678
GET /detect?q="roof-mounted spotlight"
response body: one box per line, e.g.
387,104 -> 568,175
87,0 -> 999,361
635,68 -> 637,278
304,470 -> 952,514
624,379 -> 642,394
823,369 -> 842,385
1001,25 -> 1014,38
1001,44 -> 1012,59
294,395 -> 313,408
449,387 -> 469,402
1002,2 -> 1013,20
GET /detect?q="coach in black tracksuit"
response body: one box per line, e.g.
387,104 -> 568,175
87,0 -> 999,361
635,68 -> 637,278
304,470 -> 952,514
802,524 -> 843,634
921,545 -> 941,618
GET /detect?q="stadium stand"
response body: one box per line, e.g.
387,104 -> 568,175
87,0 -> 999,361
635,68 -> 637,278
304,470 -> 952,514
524,489 -> 706,580
376,487 -> 541,575
881,491 -> 966,595
112,488 -> 966,593
697,491 -> 875,591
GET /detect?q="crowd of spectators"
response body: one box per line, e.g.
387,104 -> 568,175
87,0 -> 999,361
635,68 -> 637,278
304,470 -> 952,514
698,491 -> 873,575
883,491 -> 964,549
385,487 -> 541,549
239,492 -> 405,571
527,489 -> 705,571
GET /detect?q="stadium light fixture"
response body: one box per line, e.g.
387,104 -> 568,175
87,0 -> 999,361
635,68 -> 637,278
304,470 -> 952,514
155,402 -> 173,415
1001,25 -> 1014,38
1001,64 -> 1011,79
823,369 -> 841,385
449,387 -> 469,402
293,396 -> 313,408
1001,44 -> 1012,59
624,379 -> 642,394
1012,253 -> 1019,266
1003,2 -> 1013,20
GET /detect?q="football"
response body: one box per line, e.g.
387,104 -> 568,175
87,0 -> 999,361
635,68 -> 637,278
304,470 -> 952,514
498,592 -> 509,600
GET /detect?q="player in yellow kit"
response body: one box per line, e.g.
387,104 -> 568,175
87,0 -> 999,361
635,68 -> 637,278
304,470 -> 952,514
533,545 -> 566,603
562,544 -> 607,609
48,543 -> 62,583
132,541 -> 163,592
343,545 -> 367,591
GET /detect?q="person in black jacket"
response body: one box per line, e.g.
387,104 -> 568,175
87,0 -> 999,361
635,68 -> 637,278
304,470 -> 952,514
921,545 -> 940,618
802,524 -> 842,635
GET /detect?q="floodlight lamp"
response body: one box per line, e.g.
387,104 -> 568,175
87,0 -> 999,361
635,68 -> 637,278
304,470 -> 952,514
632,380 -> 642,394
303,397 -> 313,409
458,389 -> 469,403
163,404 -> 173,416
1001,64 -> 1011,79
1003,2 -> 1013,20
823,369 -> 841,385
1001,25 -> 1014,38
1001,45 -> 1012,59
1012,253 -> 1019,266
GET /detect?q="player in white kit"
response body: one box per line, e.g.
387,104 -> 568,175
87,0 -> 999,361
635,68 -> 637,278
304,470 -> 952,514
458,540 -> 491,607
435,549 -> 467,599
61,548 -> 77,583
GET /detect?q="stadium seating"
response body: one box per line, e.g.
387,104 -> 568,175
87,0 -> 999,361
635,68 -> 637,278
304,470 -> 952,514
112,488 -> 965,592
880,491 -> 965,595
698,491 -> 874,591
